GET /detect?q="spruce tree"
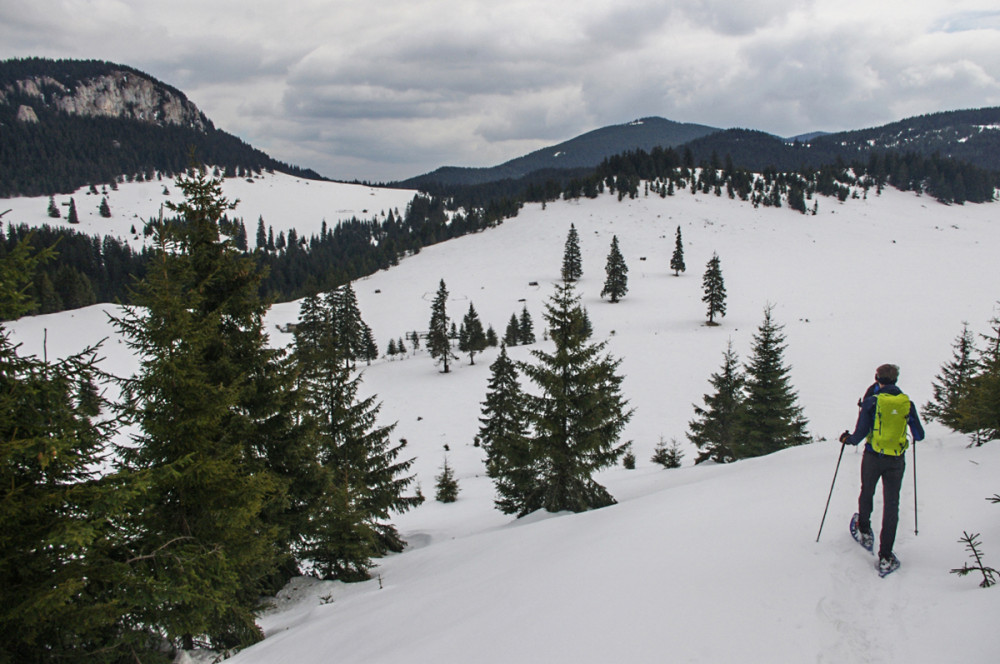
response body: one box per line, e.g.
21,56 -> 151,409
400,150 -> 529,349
688,339 -> 745,464
293,296 -> 419,579
651,437 -> 685,468
702,252 -> 726,325
480,345 -> 533,515
98,196 -> 111,218
486,324 -> 499,347
601,235 -> 629,302
518,305 -> 536,344
504,313 -> 520,346
47,195 -> 60,218
435,457 -> 460,503
0,238 -> 141,660
670,226 -> 686,276
519,281 -> 633,513
963,311 -> 1000,444
458,302 -> 487,364
427,279 -> 455,372
67,197 -> 79,224
924,324 -> 979,435
112,168 -> 289,650
733,305 -> 810,458
561,223 -> 583,282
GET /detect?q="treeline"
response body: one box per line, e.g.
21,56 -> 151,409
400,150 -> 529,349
1,223 -> 148,316
2,187 -> 521,318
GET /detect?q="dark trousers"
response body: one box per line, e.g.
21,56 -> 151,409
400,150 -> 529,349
857,448 -> 906,559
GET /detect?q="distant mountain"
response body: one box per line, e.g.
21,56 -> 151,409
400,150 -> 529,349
0,57 -> 324,197
676,108 -> 1000,176
394,117 -> 719,188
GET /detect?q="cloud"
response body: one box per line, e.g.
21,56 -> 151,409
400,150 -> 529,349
2,0 -> 999,181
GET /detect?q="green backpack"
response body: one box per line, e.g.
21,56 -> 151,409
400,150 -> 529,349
868,392 -> 911,456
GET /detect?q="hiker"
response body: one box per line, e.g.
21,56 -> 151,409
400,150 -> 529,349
839,363 -> 925,575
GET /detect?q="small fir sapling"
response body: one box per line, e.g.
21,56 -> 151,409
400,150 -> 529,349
951,530 -> 997,589
435,457 -> 459,503
651,437 -> 685,468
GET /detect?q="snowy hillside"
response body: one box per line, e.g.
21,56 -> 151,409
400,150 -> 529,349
0,171 -> 419,249
6,178 -> 1000,663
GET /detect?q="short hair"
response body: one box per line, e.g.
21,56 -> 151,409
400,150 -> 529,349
875,364 -> 899,385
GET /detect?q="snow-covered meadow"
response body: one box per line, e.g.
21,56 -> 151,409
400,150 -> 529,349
5,172 -> 1000,663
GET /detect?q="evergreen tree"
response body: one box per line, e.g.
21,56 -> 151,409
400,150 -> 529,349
292,296 -> 419,579
688,339 -> 745,464
0,237 -> 142,660
651,436 -> 685,468
519,305 -> 536,344
601,234 -> 629,302
47,195 -> 60,218
458,302 -> 487,364
480,345 -> 533,515
504,313 -> 520,346
519,281 -> 633,513
112,168 -> 289,650
486,324 -> 499,347
924,324 -> 979,435
670,226 -> 686,276
561,223 -> 583,282
702,252 -> 727,325
98,196 -> 111,217
67,197 -> 79,224
387,338 -> 398,358
435,457 -> 460,503
732,305 -> 810,458
255,216 -> 267,250
427,279 -> 455,372
963,311 -> 1000,444
331,282 -> 369,368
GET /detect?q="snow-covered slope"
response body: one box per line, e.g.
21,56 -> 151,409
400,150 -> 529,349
0,171 -> 418,249
6,180 -> 1000,663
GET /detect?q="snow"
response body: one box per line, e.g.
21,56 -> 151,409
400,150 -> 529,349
5,177 -> 1000,663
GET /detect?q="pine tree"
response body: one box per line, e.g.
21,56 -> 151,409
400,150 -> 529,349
428,279 -> 455,372
435,457 -> 460,503
98,196 -> 111,218
458,302 -> 487,364
519,305 -> 536,344
601,235 -> 629,302
733,305 -> 810,458
688,340 -> 745,464
387,338 -> 398,358
702,252 -> 726,325
519,281 -> 633,513
67,197 -> 79,224
670,226 -> 686,276
561,223 -> 583,282
504,313 -> 520,346
47,195 -> 60,218
256,216 -> 267,250
112,168 -> 289,650
486,324 -> 498,347
480,345 -> 533,515
924,324 -> 979,435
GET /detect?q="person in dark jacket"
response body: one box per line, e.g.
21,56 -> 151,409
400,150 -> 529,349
840,364 -> 925,573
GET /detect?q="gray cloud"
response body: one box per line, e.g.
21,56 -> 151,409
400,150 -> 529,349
1,0 -> 998,182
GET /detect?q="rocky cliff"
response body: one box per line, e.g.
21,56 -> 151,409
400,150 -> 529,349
2,68 -> 209,130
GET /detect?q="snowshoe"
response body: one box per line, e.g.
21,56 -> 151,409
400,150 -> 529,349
877,553 -> 901,578
850,513 -> 874,554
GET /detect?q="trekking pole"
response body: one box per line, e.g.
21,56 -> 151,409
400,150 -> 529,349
816,442 -> 847,543
911,434 -> 918,536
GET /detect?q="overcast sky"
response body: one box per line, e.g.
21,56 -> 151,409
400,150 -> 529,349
2,1 -> 999,182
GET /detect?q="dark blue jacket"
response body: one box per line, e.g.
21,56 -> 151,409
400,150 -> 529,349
846,384 -> 925,451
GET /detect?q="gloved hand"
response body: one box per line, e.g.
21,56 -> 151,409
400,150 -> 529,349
839,430 -> 851,444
